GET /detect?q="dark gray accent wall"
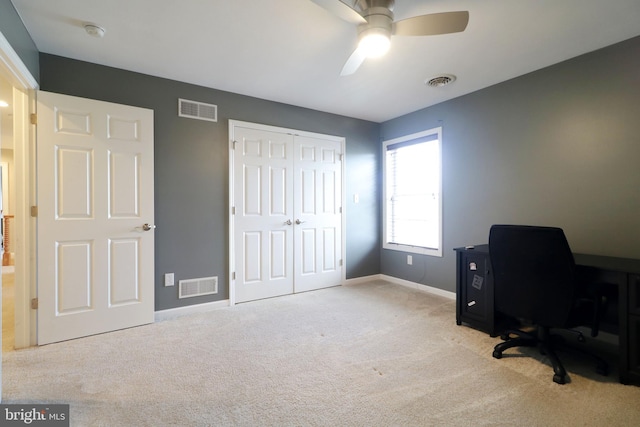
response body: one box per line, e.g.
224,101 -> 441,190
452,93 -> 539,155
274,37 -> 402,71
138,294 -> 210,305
0,0 -> 39,82
39,54 -> 381,310
380,35 -> 640,293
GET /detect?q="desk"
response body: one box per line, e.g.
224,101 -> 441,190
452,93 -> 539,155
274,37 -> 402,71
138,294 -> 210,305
454,245 -> 640,386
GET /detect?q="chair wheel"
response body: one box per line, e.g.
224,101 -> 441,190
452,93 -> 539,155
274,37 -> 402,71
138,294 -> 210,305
553,374 -> 566,384
500,333 -> 510,341
493,350 -> 502,359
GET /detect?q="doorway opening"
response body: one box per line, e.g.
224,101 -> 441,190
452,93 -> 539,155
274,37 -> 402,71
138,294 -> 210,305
0,73 -> 16,352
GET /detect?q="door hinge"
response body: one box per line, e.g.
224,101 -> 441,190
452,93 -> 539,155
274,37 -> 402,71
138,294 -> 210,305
231,206 -> 236,215
232,272 -> 236,280
231,140 -> 237,149
31,298 -> 38,309
30,206 -> 38,217
339,259 -> 343,266
30,113 -> 37,125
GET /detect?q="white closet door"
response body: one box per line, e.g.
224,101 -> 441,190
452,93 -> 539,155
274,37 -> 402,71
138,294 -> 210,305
230,121 -> 344,303
293,135 -> 343,293
232,125 -> 295,303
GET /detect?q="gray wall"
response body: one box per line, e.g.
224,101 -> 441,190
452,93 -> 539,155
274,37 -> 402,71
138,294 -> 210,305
380,35 -> 640,293
40,54 -> 381,310
0,0 -> 39,82
0,0 -> 40,81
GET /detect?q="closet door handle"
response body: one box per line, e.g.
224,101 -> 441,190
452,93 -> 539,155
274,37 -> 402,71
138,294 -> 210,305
284,219 -> 292,226
295,219 -> 306,225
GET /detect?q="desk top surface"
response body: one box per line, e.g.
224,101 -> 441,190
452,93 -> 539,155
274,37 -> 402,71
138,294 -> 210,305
573,253 -> 640,274
455,245 -> 640,274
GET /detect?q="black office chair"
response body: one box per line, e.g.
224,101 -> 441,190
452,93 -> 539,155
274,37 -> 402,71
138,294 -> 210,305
489,224 -> 609,384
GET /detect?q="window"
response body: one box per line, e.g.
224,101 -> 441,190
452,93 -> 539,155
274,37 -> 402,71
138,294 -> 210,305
383,127 -> 442,257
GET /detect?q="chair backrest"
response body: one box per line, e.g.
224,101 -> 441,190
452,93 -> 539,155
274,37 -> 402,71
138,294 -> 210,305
489,225 -> 577,327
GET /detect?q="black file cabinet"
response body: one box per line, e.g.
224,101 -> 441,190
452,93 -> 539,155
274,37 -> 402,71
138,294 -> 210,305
454,245 -> 497,336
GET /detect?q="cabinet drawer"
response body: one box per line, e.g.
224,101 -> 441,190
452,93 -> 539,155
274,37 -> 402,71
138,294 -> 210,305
461,253 -> 489,318
464,271 -> 486,316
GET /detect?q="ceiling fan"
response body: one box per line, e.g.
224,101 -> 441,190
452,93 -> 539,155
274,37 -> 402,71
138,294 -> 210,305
310,0 -> 469,76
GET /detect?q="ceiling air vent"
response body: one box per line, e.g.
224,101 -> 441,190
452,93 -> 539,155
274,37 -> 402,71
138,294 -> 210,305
178,98 -> 218,122
425,74 -> 456,88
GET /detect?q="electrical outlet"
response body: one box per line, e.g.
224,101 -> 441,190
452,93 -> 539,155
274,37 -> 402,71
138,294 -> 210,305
164,273 -> 175,287
407,255 -> 413,265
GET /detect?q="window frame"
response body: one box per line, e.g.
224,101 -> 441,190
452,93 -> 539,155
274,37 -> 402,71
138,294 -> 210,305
382,127 -> 443,257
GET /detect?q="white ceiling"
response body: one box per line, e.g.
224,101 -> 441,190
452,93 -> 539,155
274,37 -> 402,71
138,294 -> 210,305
10,0 -> 640,123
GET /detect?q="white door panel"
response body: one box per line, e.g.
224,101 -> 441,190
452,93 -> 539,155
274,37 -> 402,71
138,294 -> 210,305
231,121 -> 343,303
294,136 -> 342,293
233,126 -> 294,303
37,91 -> 154,345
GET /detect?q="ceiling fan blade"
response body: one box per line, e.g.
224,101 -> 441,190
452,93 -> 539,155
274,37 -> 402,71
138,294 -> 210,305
393,11 -> 469,36
340,47 -> 368,76
309,0 -> 367,25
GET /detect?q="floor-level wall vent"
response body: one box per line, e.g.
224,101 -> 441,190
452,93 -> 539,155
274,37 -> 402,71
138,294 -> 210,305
178,276 -> 218,299
178,98 -> 218,122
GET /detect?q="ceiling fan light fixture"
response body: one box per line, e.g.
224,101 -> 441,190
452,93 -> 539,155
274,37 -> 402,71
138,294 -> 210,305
358,30 -> 391,58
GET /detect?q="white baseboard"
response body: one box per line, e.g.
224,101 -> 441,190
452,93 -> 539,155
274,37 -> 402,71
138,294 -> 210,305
345,274 -> 455,300
343,274 -> 382,286
380,274 -> 455,300
155,299 -> 230,322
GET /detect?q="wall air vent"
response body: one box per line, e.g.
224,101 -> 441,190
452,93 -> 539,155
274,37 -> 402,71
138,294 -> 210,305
178,276 -> 218,299
178,98 -> 218,122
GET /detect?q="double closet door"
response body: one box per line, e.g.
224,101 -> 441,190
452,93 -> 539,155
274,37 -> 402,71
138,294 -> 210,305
230,121 -> 344,303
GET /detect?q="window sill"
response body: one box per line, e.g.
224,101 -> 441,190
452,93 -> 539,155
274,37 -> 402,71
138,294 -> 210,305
383,243 -> 443,257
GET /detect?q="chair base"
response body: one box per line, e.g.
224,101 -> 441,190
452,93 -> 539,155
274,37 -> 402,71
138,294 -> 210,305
492,326 -> 608,384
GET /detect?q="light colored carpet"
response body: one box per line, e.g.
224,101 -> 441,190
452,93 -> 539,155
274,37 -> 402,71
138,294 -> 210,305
3,280 -> 640,426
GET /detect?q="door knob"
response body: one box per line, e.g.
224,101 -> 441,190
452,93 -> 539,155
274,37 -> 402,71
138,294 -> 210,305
284,219 -> 292,225
295,219 -> 305,225
142,223 -> 156,231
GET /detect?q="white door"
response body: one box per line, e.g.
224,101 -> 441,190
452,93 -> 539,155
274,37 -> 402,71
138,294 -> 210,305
37,91 -> 154,345
232,125 -> 295,303
293,135 -> 342,293
231,121 -> 343,303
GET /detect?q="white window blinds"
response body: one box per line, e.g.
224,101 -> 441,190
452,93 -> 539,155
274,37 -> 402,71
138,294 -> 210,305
383,127 -> 442,256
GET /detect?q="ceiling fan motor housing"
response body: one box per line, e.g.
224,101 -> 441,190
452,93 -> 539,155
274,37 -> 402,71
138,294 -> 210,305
353,0 -> 395,13
357,6 -> 394,56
